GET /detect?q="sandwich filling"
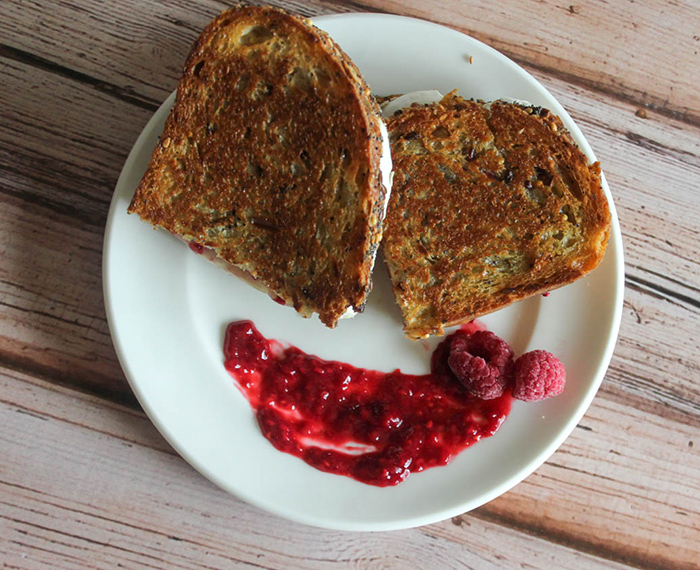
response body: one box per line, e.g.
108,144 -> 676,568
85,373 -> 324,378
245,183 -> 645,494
380,89 -> 444,117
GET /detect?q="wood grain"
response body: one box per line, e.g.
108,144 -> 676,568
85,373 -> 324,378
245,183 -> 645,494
0,57 -> 153,404
0,367 -> 672,570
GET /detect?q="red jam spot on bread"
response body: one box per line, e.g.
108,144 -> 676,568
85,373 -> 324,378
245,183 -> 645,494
189,241 -> 205,254
223,320 -> 511,486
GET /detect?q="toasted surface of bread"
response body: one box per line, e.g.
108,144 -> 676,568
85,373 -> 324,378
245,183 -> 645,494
128,6 -> 387,327
382,92 -> 611,338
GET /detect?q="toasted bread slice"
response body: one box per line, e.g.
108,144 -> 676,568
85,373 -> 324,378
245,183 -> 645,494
382,92 -> 611,338
128,6 -> 388,328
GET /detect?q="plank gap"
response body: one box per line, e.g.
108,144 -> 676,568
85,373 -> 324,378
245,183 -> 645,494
625,275 -> 700,311
468,507 -> 689,570
518,57 -> 700,130
0,43 -> 160,112
0,345 -> 139,411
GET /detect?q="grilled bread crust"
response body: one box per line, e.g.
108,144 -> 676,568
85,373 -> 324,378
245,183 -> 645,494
128,6 -> 387,327
383,92 -> 611,339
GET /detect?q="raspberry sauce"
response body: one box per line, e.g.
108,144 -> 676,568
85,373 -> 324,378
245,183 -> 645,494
223,321 -> 512,486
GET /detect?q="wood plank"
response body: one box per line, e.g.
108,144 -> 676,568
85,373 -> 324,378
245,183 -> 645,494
0,198 -> 134,406
0,230 -> 130,405
1,0 -> 698,125
0,367 -> 664,570
608,287 -> 700,428
0,57 -> 153,221
0,58 -> 152,405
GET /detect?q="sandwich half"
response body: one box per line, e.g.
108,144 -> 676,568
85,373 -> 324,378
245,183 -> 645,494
382,92 -> 611,339
128,5 -> 390,328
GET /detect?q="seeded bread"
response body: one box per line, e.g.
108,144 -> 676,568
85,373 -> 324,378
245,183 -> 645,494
382,92 -> 611,339
128,5 -> 387,327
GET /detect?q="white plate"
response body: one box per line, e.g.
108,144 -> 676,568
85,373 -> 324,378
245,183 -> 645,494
103,13 -> 624,531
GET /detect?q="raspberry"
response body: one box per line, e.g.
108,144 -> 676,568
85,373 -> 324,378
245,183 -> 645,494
447,331 -> 514,400
431,330 -> 469,377
513,350 -> 566,401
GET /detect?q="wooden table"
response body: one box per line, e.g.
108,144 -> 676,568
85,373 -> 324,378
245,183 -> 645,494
2,1 -> 698,568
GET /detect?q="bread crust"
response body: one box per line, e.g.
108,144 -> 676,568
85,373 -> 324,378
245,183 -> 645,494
128,5 -> 387,327
382,92 -> 611,339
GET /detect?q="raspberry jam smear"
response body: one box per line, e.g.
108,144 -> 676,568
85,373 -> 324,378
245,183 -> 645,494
223,321 -> 512,486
